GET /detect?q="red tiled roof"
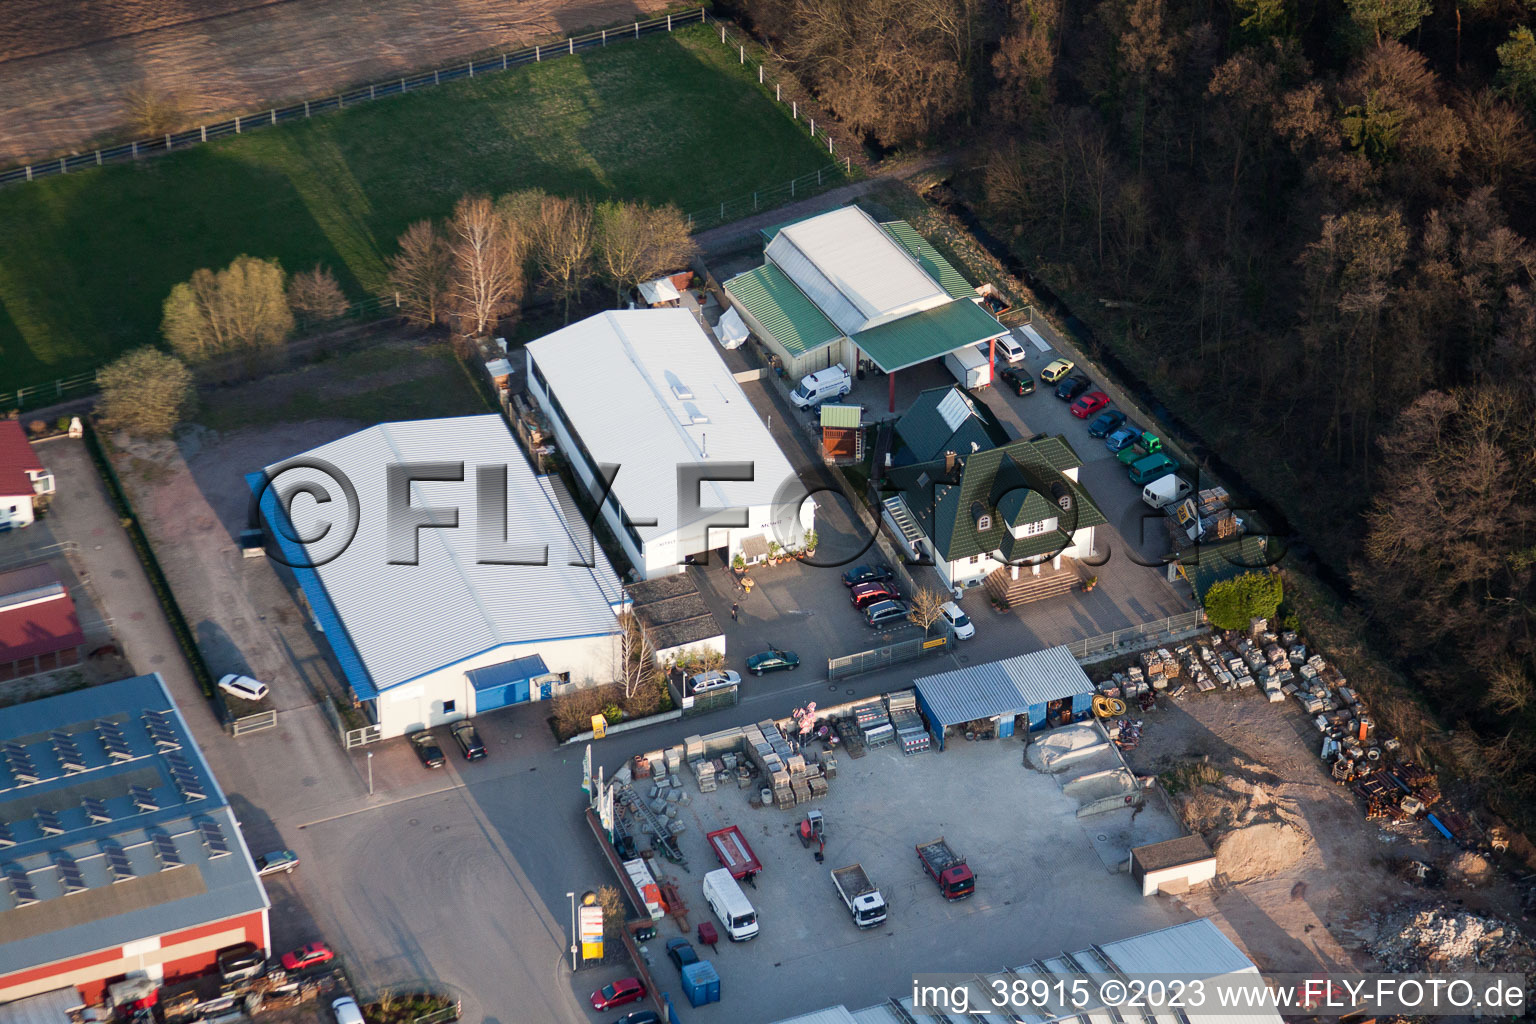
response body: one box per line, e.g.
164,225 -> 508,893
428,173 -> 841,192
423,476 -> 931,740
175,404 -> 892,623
0,564 -> 84,662
0,420 -> 43,497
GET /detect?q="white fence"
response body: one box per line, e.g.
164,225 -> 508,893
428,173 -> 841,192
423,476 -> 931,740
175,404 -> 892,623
230,709 -> 278,736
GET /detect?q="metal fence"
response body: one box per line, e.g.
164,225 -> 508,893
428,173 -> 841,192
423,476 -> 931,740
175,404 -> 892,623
1,369 -> 100,413
828,634 -> 950,680
682,162 -> 847,232
229,709 -> 278,736
0,10 -> 708,188
1066,609 -> 1209,663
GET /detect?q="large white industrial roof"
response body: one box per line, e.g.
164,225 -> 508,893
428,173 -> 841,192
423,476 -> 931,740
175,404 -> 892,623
765,206 -> 950,335
526,309 -> 803,544
259,415 -> 621,695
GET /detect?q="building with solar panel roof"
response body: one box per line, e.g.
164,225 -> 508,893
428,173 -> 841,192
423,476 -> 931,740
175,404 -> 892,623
0,674 -> 269,1007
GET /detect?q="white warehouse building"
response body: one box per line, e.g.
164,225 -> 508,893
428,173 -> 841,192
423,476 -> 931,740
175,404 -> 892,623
249,415 -> 625,738
526,309 -> 812,580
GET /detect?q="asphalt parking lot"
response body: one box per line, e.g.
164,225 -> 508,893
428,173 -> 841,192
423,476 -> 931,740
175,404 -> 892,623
613,733 -> 1190,1022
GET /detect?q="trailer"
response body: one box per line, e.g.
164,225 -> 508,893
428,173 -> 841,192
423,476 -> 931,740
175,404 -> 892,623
706,825 -> 762,881
831,863 -> 888,928
916,836 -> 975,900
944,345 -> 993,389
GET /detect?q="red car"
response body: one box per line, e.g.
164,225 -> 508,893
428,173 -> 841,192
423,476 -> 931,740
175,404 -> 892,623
280,942 -> 334,972
849,580 -> 898,608
1070,391 -> 1111,418
590,977 -> 646,1011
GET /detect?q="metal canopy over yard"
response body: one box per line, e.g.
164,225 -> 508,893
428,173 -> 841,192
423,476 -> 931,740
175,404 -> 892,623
852,296 -> 1009,374
914,646 -> 1096,744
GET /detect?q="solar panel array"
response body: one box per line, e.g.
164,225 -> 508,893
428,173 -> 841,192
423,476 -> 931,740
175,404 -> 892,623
142,710 -> 180,750
96,719 -> 133,762
3,742 -> 38,785
50,730 -> 85,774
102,842 -> 134,883
55,854 -> 86,895
197,820 -> 231,858
129,785 -> 158,812
165,752 -> 206,803
82,796 -> 112,824
152,833 -> 183,869
5,866 -> 37,908
35,808 -> 63,836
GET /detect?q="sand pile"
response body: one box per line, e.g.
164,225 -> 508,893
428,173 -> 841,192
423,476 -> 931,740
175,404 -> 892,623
1447,850 -> 1493,886
1215,822 -> 1309,882
1372,906 -> 1534,972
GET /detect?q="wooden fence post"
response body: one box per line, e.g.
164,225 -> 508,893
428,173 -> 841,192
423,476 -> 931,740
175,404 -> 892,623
602,29 -> 606,45
165,132 -> 172,149
667,13 -> 672,30
270,108 -> 276,124
569,38 -> 574,54
468,61 -> 474,77
305,100 -> 311,116
792,101 -> 797,119
810,118 -> 815,137
370,84 -> 376,98
776,83 -> 781,101
96,150 -> 102,165
59,157 -> 66,174
235,116 -> 241,134
536,44 -> 541,61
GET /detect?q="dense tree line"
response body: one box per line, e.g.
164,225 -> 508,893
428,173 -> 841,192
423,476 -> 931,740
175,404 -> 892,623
730,0 -> 1536,809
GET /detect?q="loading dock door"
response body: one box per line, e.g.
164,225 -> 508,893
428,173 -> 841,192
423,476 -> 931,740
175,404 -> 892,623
467,654 -> 549,715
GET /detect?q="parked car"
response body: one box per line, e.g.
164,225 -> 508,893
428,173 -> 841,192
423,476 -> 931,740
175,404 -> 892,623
1040,358 -> 1075,383
1105,424 -> 1141,452
613,1013 -> 661,1024
746,649 -> 799,675
254,849 -> 299,876
332,998 -> 365,1024
849,580 -> 899,609
1070,391 -> 1111,418
992,333 -> 1027,364
1054,374 -> 1091,401
690,670 -> 741,694
279,942 -> 334,972
1087,409 -> 1127,438
217,943 -> 265,982
450,720 -> 486,761
590,978 -> 646,1011
840,563 -> 894,587
408,730 -> 445,769
666,937 -> 700,972
863,599 -> 910,629
998,366 -> 1035,395
217,674 -> 269,702
939,601 -> 975,640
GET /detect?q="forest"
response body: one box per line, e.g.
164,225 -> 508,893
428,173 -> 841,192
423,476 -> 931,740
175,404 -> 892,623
725,0 -> 1536,817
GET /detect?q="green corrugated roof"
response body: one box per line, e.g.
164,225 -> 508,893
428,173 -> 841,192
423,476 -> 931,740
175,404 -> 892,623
852,298 -> 1008,374
880,221 -> 975,299
889,436 -> 1107,562
1180,536 -> 1272,602
820,404 -> 862,428
724,265 -> 841,358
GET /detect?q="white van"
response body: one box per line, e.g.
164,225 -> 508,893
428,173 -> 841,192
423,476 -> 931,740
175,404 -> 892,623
702,867 -> 758,940
991,332 -> 1026,364
789,364 -> 852,409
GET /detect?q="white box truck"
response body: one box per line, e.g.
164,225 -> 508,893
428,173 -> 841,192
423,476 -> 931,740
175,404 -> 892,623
944,345 -> 992,389
702,867 -> 758,941
1142,473 -> 1192,509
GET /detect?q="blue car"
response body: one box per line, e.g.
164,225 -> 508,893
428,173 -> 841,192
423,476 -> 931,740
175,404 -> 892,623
1105,425 -> 1140,452
1087,409 -> 1127,438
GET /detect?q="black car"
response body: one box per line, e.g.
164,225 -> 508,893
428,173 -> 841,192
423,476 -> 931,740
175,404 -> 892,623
840,563 -> 895,587
665,937 -> 699,973
613,1013 -> 661,1024
999,366 -> 1035,395
409,730 -> 445,769
1054,374 -> 1091,400
450,720 -> 486,761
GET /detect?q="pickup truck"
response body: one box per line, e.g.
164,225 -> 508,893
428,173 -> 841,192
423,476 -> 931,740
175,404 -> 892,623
831,864 -> 888,928
916,837 -> 975,900
1115,431 -> 1164,466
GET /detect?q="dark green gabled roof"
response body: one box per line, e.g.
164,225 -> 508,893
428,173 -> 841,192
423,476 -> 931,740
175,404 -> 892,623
889,436 -> 1107,562
1180,536 -> 1272,602
895,386 -> 1008,464
852,298 -> 1008,374
880,221 -> 976,299
724,264 -> 841,357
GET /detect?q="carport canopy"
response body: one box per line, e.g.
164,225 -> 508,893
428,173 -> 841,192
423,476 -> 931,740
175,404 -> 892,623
851,297 -> 1009,374
914,646 -> 1095,734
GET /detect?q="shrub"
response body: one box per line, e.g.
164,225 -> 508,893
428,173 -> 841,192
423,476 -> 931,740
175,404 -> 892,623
27,420 -> 46,436
1203,571 -> 1283,630
56,416 -> 71,431
602,703 -> 622,724
96,348 -> 195,438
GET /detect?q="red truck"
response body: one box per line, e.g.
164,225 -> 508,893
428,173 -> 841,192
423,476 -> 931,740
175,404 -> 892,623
706,825 -> 762,881
916,837 -> 975,900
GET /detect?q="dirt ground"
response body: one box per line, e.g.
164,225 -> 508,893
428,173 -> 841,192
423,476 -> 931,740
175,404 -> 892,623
0,0 -> 674,165
1121,681 -> 1532,973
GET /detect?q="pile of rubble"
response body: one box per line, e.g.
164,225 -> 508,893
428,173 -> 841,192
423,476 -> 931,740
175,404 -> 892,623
1371,906 -> 1534,973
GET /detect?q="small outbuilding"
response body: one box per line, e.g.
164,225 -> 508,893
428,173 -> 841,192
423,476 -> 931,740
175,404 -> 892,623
819,404 -> 862,464
913,646 -> 1096,748
0,563 -> 84,681
626,574 -> 724,666
1130,834 -> 1217,896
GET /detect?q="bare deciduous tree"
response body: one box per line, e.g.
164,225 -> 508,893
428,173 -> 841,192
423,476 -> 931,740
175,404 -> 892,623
617,612 -> 660,700
595,201 -> 697,304
446,195 -> 524,338
532,195 -> 596,322
96,348 -> 195,438
287,265 -> 349,323
908,587 -> 948,635
162,255 -> 293,364
387,220 -> 452,328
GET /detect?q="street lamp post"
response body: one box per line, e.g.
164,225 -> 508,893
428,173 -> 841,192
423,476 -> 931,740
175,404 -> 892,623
366,751 -> 373,795
566,892 -> 577,970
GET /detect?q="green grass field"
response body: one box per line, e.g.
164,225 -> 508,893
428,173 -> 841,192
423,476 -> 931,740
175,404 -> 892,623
0,24 -> 837,393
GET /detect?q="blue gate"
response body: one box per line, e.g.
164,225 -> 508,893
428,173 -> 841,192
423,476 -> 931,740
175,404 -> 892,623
467,654 -> 548,714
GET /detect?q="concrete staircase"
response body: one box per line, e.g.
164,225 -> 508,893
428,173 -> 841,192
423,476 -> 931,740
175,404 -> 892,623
985,563 -> 1083,607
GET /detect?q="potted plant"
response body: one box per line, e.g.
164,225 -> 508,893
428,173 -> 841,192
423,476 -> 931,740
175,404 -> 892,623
767,541 -> 782,565
1082,575 -> 1099,593
732,552 -> 746,573
803,530 -> 819,557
